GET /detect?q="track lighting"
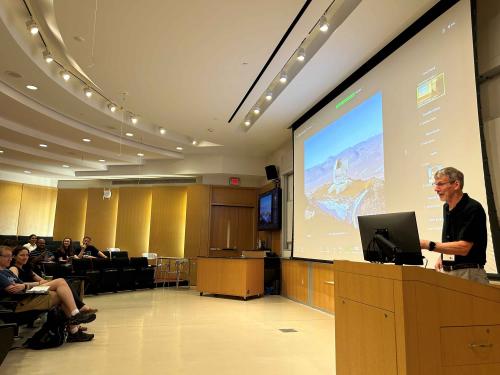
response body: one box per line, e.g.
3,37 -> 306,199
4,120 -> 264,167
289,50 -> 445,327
279,72 -> 287,84
131,115 -> 138,125
60,70 -> 71,81
176,146 -> 183,151
108,103 -> 117,112
192,140 -> 198,146
265,92 -> 273,101
319,16 -> 329,32
137,153 -> 144,157
26,20 -> 38,35
125,132 -> 134,137
43,50 -> 53,63
253,107 -> 260,115
244,120 -> 251,126
297,48 -> 306,61
84,87 -> 93,98
159,127 -> 166,135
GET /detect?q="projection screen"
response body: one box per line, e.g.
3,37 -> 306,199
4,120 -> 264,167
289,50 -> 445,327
293,0 -> 497,273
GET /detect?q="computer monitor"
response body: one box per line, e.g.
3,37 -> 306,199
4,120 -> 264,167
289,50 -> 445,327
357,211 -> 423,265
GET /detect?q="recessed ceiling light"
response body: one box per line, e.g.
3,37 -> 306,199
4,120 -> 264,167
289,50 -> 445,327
60,70 -> 71,81
265,92 -> 272,101
83,87 -> 93,98
0,150 -> 4,154
24,170 -> 32,174
159,127 -> 166,135
82,138 -> 91,142
43,50 -> 53,63
62,164 -> 70,168
108,103 -> 117,112
297,48 -> 306,61
176,146 -> 183,151
137,153 -> 144,157
125,132 -> 134,137
26,85 -> 38,90
39,144 -> 47,148
192,140 -> 198,146
253,107 -> 260,115
244,120 -> 251,126
319,16 -> 329,32
26,20 -> 38,35
279,72 -> 287,84
131,116 -> 138,125
99,159 -> 106,162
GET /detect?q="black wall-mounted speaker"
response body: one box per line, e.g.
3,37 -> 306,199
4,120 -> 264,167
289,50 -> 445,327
265,165 -> 279,180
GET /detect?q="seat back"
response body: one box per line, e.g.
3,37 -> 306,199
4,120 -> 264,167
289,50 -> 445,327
72,258 -> 92,275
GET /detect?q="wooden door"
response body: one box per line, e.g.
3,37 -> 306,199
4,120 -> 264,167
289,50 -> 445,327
210,206 -> 255,250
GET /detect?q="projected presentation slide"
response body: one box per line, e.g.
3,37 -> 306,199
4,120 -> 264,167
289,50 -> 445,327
293,0 -> 497,273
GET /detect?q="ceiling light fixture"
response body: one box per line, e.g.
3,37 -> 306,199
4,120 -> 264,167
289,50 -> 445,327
125,132 -> 134,137
253,107 -> 260,115
39,144 -> 47,148
176,146 -> 183,151
26,20 -> 38,35
279,72 -> 287,84
297,48 -> 306,61
26,85 -> 38,90
137,153 -> 144,157
99,159 -> 106,162
62,164 -> 70,168
42,50 -> 53,63
265,92 -> 273,101
84,87 -> 93,98
108,103 -> 117,112
60,70 -> 71,81
131,115 -> 138,125
24,170 -> 32,174
319,16 -> 329,32
192,140 -> 198,146
82,138 -> 91,142
0,150 -> 4,154
244,119 -> 251,126
159,127 -> 166,135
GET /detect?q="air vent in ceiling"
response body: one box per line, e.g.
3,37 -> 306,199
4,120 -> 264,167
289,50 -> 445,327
111,177 -> 198,185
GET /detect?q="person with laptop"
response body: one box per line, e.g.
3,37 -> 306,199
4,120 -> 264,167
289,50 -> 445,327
420,167 -> 488,284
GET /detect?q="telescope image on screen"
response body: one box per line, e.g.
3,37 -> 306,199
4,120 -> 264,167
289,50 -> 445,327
293,1 -> 497,273
304,92 -> 384,230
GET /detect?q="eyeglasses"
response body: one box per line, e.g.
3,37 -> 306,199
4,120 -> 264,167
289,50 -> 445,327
0,255 -> 13,259
432,181 -> 454,187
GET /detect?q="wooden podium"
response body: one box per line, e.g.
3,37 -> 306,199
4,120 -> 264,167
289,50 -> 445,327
333,261 -> 500,375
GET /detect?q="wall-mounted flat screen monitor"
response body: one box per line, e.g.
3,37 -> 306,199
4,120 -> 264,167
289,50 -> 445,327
258,188 -> 281,231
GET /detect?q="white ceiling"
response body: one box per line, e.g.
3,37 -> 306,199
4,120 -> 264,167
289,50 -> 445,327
0,0 -> 438,184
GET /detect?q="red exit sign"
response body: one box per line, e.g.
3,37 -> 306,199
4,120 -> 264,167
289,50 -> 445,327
228,177 -> 240,186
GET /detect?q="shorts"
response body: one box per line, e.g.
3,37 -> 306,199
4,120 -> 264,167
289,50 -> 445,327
15,294 -> 52,312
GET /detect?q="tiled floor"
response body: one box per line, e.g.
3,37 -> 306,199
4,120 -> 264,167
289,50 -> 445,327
2,288 -> 336,375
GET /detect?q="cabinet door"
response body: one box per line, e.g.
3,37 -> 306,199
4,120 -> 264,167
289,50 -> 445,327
210,206 -> 234,249
210,206 -> 256,250
233,207 -> 255,250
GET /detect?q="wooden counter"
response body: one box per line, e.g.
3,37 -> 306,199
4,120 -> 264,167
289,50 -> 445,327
196,256 -> 264,299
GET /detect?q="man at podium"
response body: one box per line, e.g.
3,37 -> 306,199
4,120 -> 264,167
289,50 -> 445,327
420,167 -> 489,284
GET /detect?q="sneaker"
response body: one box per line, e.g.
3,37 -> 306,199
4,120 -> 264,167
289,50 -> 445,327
67,330 -> 94,343
68,311 -> 96,325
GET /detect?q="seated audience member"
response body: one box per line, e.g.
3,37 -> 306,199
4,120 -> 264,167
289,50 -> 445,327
23,234 -> 37,253
0,246 -> 95,342
76,236 -> 107,259
55,238 -> 73,263
29,238 -> 55,275
9,246 -> 97,316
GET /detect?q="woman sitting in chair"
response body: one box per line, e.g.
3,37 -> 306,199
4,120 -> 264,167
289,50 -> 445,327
9,247 -> 97,316
55,238 -> 74,263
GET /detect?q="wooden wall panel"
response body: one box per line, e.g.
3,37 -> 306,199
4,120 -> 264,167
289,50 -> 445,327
211,186 -> 257,206
0,181 -> 22,235
18,184 -> 57,236
184,185 -> 210,258
84,188 -> 119,250
115,187 -> 152,257
311,262 -> 335,313
281,259 -> 308,304
53,189 -> 88,241
149,186 -> 187,257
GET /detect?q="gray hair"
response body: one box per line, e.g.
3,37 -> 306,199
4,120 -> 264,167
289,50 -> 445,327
0,246 -> 12,256
434,167 -> 464,189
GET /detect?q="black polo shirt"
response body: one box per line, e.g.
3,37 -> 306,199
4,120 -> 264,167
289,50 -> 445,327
441,193 -> 487,266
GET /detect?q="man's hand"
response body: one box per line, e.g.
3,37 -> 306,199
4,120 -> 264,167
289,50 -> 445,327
434,257 -> 443,272
5,283 -> 26,293
420,239 -> 430,250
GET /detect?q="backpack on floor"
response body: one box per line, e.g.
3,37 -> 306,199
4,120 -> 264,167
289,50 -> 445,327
24,308 -> 67,350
